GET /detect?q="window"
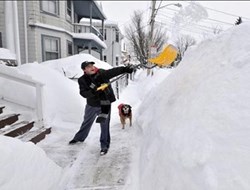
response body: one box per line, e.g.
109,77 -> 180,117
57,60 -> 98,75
67,41 -> 73,56
99,29 -> 106,41
66,0 -> 72,20
104,29 -> 107,40
116,56 -> 119,66
41,0 -> 59,15
103,55 -> 107,62
0,32 -> 2,47
42,35 -> 60,61
115,29 -> 119,42
123,43 -> 126,51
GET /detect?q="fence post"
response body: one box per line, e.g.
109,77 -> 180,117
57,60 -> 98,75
36,83 -> 44,128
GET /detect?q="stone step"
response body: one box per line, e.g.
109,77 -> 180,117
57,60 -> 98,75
1,121 -> 35,137
0,114 -> 20,129
18,127 -> 51,144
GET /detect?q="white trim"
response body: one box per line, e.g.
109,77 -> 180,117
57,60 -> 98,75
28,22 -> 107,49
13,1 -> 21,66
23,1 -> 29,63
28,22 -> 72,36
71,33 -> 107,49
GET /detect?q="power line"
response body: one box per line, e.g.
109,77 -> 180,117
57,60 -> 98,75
155,20 -> 213,36
196,3 -> 250,21
157,13 -> 224,31
158,7 -> 235,26
157,13 -> 233,33
157,20 -> 211,35
122,1 -> 250,47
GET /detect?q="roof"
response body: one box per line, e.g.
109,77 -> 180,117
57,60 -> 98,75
73,0 -> 106,21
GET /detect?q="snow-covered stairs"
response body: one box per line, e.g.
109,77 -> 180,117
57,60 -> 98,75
0,105 -> 51,144
0,112 -> 19,129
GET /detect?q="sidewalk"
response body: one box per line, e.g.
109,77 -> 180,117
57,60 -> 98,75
38,111 -> 134,190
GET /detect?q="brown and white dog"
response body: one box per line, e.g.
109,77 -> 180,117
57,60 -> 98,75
118,103 -> 132,129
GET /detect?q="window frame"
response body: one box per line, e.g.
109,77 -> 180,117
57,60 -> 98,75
0,32 -> 2,48
40,0 -> 59,16
66,0 -> 72,22
67,40 -> 73,56
115,56 -> 119,66
115,29 -> 119,42
41,35 -> 61,61
103,29 -> 107,40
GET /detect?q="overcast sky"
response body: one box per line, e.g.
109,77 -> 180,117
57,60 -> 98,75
100,1 -> 250,35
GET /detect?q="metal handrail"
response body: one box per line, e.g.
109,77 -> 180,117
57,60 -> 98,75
72,23 -> 104,40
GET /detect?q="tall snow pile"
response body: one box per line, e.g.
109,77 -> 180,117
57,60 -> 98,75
0,63 -> 84,124
0,136 -> 62,190
126,22 -> 250,190
41,53 -> 112,78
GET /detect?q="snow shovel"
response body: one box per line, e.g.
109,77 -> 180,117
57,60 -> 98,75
96,63 -> 157,91
97,45 -> 178,91
148,44 -> 178,66
97,73 -> 127,91
97,63 -> 154,91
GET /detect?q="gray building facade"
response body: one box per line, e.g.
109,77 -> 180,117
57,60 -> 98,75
0,0 -> 106,65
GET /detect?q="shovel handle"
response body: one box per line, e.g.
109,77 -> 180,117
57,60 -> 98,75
97,83 -> 109,91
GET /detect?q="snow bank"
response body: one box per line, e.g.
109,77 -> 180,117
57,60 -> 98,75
127,23 -> 250,190
0,53 -> 112,190
18,63 -> 85,123
0,48 -> 16,60
41,53 -> 112,79
0,63 -> 84,124
0,136 -> 62,190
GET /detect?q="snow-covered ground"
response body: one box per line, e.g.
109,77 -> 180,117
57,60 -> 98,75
0,48 -> 16,60
1,22 -> 250,190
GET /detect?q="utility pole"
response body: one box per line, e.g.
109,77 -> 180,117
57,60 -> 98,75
149,0 -> 156,42
148,0 -> 157,76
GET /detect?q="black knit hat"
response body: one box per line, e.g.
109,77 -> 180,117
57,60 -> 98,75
81,61 -> 95,69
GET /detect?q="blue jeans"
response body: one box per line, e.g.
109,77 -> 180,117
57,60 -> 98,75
72,104 -> 111,149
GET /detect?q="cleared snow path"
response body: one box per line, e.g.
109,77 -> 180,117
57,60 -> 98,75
39,115 -> 134,190
65,123 -> 132,190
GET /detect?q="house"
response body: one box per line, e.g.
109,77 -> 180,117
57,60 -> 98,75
0,0 -> 106,65
90,20 -> 123,67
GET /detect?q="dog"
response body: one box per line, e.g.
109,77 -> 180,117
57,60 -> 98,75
118,103 -> 132,129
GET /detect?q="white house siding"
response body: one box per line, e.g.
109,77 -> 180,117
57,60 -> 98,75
25,1 -> 74,63
91,51 -> 102,62
26,28 -> 37,63
1,1 -> 104,64
105,26 -> 122,66
29,27 -> 72,63
92,23 -> 122,67
26,1 -> 40,25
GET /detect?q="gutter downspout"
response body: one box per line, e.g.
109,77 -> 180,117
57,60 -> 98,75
13,1 -> 21,65
100,19 -> 104,60
5,1 -> 15,58
111,26 -> 114,66
23,1 -> 28,63
88,2 -> 93,54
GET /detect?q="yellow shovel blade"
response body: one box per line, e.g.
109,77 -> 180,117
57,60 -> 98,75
148,44 -> 178,66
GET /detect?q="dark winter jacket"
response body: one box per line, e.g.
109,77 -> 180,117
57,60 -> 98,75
78,67 -> 127,107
